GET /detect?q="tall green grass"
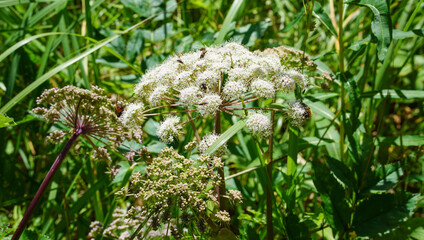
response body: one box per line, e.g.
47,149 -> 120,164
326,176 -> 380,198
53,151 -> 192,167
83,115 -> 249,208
1,0 -> 424,239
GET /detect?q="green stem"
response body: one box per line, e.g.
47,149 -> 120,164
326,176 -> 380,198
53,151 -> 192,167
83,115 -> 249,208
338,0 -> 345,161
266,107 -> 275,240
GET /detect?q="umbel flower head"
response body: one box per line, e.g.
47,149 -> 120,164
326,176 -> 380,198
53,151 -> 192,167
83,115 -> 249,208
33,85 -> 143,155
122,42 -> 317,143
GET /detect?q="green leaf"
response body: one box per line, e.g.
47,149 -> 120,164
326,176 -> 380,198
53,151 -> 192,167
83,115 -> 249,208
126,30 -> 144,62
281,7 -> 305,33
285,213 -> 311,240
111,162 -> 130,184
232,21 -> 271,46
215,0 -> 245,45
303,99 -> 338,124
374,218 -> 424,240
361,89 -> 424,99
153,23 -> 175,42
312,161 -> 350,231
349,35 -> 372,51
393,29 -> 424,39
353,193 -> 418,237
377,135 -> 424,147
0,114 -> 14,128
213,228 -> 238,240
326,156 -> 356,190
313,2 -> 337,36
370,163 -> 403,192
287,125 -> 298,177
305,93 -> 339,101
205,120 -> 246,156
112,161 -> 145,185
0,0 -> 55,7
345,0 -> 392,61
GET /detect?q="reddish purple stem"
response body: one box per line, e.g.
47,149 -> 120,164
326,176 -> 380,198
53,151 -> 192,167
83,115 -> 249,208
12,132 -> 80,240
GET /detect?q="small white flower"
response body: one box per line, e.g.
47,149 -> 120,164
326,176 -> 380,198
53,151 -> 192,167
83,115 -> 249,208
286,101 -> 311,127
92,147 -> 112,162
251,79 -> 275,98
198,133 -> 227,157
179,86 -> 202,105
215,210 -> 231,223
246,112 -> 272,138
274,71 -> 296,92
197,70 -> 220,89
198,94 -> 222,117
222,81 -> 246,100
287,69 -> 309,90
157,116 -> 182,143
228,189 -> 243,203
148,85 -> 169,106
258,54 -> 281,75
121,102 -> 145,127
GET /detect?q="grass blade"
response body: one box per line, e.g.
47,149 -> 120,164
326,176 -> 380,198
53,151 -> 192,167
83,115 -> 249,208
214,0 -> 245,45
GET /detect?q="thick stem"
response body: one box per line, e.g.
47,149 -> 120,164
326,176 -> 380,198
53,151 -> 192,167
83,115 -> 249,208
266,109 -> 275,240
214,111 -> 227,211
12,133 -> 80,240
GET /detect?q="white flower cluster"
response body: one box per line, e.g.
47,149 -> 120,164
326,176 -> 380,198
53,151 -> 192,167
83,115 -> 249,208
286,101 -> 312,127
88,207 -> 171,240
123,42 -> 311,126
246,112 -> 272,138
156,116 -> 182,143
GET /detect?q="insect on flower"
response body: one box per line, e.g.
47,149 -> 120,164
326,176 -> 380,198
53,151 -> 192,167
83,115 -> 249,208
199,47 -> 207,59
299,102 -> 312,120
177,52 -> 184,64
200,82 -> 207,92
115,104 -> 125,117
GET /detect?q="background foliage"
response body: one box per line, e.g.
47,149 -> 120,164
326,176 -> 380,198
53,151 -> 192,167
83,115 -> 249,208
1,0 -> 423,239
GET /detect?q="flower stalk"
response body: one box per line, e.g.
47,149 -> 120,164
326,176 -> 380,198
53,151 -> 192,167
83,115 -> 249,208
12,133 -> 80,240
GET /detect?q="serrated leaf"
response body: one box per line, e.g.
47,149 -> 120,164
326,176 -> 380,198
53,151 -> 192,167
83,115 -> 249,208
285,213 -> 311,240
370,163 -> 403,192
345,0 -> 392,61
374,217 -> 424,240
205,120 -> 246,156
326,156 -> 356,190
353,193 -> 418,237
312,161 -> 350,231
313,2 -> 337,36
